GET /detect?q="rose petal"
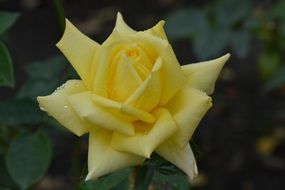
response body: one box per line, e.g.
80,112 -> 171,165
145,20 -> 168,40
167,88 -> 212,148
156,140 -> 198,180
86,129 -> 144,180
114,12 -> 136,34
37,80 -> 91,136
111,108 -> 177,158
92,94 -> 155,123
136,32 -> 186,105
124,57 -> 162,112
102,12 -> 136,46
108,55 -> 142,102
92,42 -> 128,96
182,54 -> 230,94
56,19 -> 99,89
68,91 -> 134,136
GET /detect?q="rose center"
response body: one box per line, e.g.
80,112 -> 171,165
126,49 -> 139,58
107,44 -> 154,102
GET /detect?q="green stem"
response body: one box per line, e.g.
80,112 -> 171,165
53,0 -> 65,32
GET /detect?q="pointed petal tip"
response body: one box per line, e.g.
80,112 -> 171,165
223,53 -> 231,60
157,20 -> 165,26
216,53 -> 231,64
55,18 -> 69,48
37,95 -> 48,106
36,96 -> 42,102
85,170 -> 97,181
116,12 -> 125,25
117,11 -> 123,19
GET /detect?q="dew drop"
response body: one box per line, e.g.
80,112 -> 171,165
54,83 -> 66,93
40,107 -> 46,112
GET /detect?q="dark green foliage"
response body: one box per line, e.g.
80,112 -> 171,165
0,11 -> 19,87
0,99 -> 44,126
152,172 -> 192,190
0,11 -> 19,35
17,56 -> 67,100
78,168 -> 132,190
0,42 -> 14,87
165,0 -> 257,59
6,132 -> 52,190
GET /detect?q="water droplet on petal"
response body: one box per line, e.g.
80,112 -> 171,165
40,107 -> 46,112
54,83 -> 66,93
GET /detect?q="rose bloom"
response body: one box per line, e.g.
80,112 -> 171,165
37,13 -> 229,180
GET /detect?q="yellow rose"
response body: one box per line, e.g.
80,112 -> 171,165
37,12 -> 229,180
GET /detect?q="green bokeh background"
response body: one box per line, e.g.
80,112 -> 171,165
0,0 -> 285,189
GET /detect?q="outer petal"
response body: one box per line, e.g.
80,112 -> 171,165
102,12 -> 136,46
182,54 -> 230,94
124,57 -> 162,112
114,12 -> 136,34
111,108 -> 177,158
56,19 -> 99,89
37,80 -> 91,136
136,32 -> 186,105
86,129 -> 144,180
167,88 -> 212,148
156,140 -> 198,180
145,20 -> 168,40
68,91 -> 134,136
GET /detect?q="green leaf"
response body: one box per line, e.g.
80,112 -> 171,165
0,99 -> 44,125
190,140 -> 202,159
193,28 -> 231,59
79,168 -> 131,190
230,30 -> 251,58
0,154 -> 17,189
111,178 -> 129,190
6,132 -> 52,190
16,56 -> 67,100
165,8 -> 208,40
152,172 -> 191,190
149,153 -> 181,175
214,0 -> 250,29
135,165 -> 154,190
271,0 -> 285,20
25,56 -> 66,79
265,65 -> 285,91
0,12 -> 19,35
257,52 -> 281,81
0,42 -> 14,87
17,78 -> 60,100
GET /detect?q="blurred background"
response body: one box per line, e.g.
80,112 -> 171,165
0,0 -> 285,189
